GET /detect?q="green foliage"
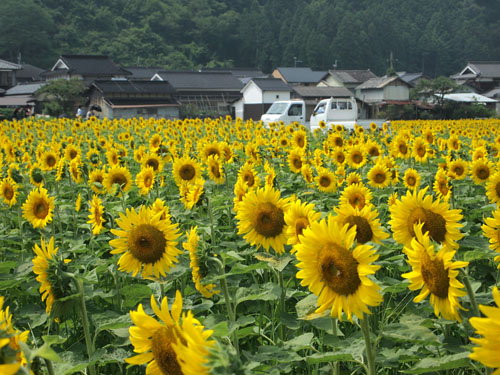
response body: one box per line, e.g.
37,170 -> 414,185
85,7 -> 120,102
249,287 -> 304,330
1,0 -> 500,74
36,78 -> 86,117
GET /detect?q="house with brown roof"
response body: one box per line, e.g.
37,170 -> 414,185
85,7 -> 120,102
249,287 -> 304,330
0,59 -> 21,90
88,80 -> 180,120
292,86 -> 355,119
43,55 -> 131,84
317,69 -> 378,92
451,61 -> 500,94
272,67 -> 326,86
152,71 -> 243,117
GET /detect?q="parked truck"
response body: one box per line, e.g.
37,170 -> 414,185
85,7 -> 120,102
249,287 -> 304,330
260,100 -> 306,126
309,97 -> 358,131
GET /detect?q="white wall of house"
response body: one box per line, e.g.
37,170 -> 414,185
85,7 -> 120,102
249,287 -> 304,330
383,82 -> 410,100
233,99 -> 244,120
242,82 -> 263,103
263,91 -> 290,102
321,75 -> 343,87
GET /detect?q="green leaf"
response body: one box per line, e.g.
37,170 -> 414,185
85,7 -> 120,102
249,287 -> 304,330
0,261 -> 17,273
307,352 -> 354,364
322,335 -> 365,362
403,352 -> 471,373
120,283 -> 153,309
254,253 -> 294,272
42,335 -> 67,345
382,314 -> 439,345
32,344 -> 62,362
235,282 -> 281,306
284,332 -> 314,351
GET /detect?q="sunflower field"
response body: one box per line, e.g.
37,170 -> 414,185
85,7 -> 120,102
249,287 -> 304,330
1,116 -> 500,375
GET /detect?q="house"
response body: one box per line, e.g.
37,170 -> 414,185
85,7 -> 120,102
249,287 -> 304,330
152,71 -> 243,117
199,67 -> 266,81
397,72 -> 426,87
292,86 -> 354,119
483,87 -> 500,115
42,55 -> 131,84
88,80 -> 180,120
0,82 -> 47,113
451,61 -> 500,94
355,76 -> 412,118
233,77 -> 292,120
16,64 -> 45,84
123,67 -> 165,81
0,59 -> 22,90
272,67 -> 326,86
317,69 -> 378,92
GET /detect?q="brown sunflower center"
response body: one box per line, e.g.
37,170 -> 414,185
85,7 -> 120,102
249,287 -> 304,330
253,202 -> 285,238
416,145 -> 426,157
335,153 -> 345,164
243,172 -> 255,187
295,217 -> 309,238
476,166 -> 490,180
111,173 -> 128,188
319,243 -> 361,296
406,176 -> 417,186
334,138 -> 343,147
179,164 -> 196,181
374,172 -> 386,184
296,136 -> 305,148
407,207 -> 447,244
69,150 -> 77,160
34,199 -> 49,219
453,165 -> 464,176
351,152 -> 363,164
206,147 -> 219,157
292,157 -> 302,170
46,155 -> 57,167
349,193 -> 365,209
495,182 -> 500,199
399,143 -> 408,154
420,252 -> 449,298
369,147 -> 379,157
146,158 -> 160,171
345,215 -> 373,244
3,186 -> 14,200
319,176 -> 332,187
144,175 -> 153,187
151,326 -> 183,375
129,224 -> 166,263
211,164 -> 221,178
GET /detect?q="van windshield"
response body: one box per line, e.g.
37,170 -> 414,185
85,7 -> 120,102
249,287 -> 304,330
266,102 -> 288,115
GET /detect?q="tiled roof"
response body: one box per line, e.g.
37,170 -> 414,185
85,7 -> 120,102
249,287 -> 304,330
16,64 -> 45,81
468,62 -> 500,78
123,67 -> 164,80
155,71 -> 244,90
356,76 -> 407,90
92,80 -> 176,95
250,78 -> 292,91
328,69 -> 377,84
276,67 -> 327,84
483,87 -> 500,98
57,55 -> 131,76
293,86 -> 353,98
397,72 -> 423,84
0,59 -> 21,70
199,67 -> 266,78
5,83 -> 46,96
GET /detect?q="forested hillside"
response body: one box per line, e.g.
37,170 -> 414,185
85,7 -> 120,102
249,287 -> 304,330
1,0 -> 499,76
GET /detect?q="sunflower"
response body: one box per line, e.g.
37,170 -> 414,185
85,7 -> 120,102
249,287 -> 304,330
402,223 -> 468,321
69,158 -> 83,184
75,193 -> 81,212
126,291 -> 184,374
470,158 -> 493,185
142,153 -> 164,173
333,204 -> 389,244
40,150 -> 59,171
346,172 -> 362,186
149,133 -> 162,151
136,166 -> 156,196
237,163 -> 260,189
87,195 -> 106,235
103,165 -> 133,195
346,145 -> 367,169
180,178 -> 205,210
172,156 -> 202,186
206,155 -> 225,184
295,216 -> 383,321
365,140 -> 381,158
447,135 -> 460,152
0,178 -> 18,207
29,164 -> 44,188
314,167 -> 337,193
86,148 -> 101,167
32,237 -> 71,317
469,286 -> 500,373
292,129 -> 307,149
388,192 -> 398,207
447,159 -> 468,180
151,198 -> 170,220
22,185 -> 55,229
233,178 -> 248,213
389,187 -> 463,250
0,297 -> 29,374
482,208 -> 500,268
288,148 -> 305,173
331,148 -> 346,166
393,136 -> 411,159
110,205 -> 181,278
412,137 -> 429,163
339,183 -> 373,210
367,163 -> 390,189
64,144 -> 80,162
88,168 -> 106,194
200,141 -> 222,163
403,168 -> 421,191
264,161 -> 276,188
301,164 -> 314,184
183,227 -> 219,298
236,186 -> 290,254
284,198 -> 321,248
433,169 -> 451,201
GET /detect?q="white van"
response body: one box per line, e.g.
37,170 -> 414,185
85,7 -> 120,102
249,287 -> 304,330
310,97 -> 358,131
260,100 -> 306,126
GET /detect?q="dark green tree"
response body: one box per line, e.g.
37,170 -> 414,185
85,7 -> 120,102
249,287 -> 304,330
36,79 -> 86,117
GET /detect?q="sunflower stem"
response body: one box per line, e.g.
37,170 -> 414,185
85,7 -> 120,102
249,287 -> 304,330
278,269 -> 286,341
331,317 -> 340,375
44,359 -> 55,375
69,274 -> 96,375
360,314 -> 376,375
460,270 -> 480,317
17,206 -> 24,261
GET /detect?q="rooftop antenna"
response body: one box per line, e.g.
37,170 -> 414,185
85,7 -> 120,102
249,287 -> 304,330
293,57 -> 302,68
17,52 -> 21,65
332,60 -> 338,70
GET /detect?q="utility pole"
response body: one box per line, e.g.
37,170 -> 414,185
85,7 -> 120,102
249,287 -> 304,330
293,57 -> 302,68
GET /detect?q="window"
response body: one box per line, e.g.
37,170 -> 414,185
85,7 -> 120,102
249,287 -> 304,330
331,102 -> 337,110
314,103 -> 326,115
288,104 -> 302,116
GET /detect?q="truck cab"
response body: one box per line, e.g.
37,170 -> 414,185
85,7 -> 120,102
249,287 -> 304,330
260,100 -> 306,126
310,97 -> 358,131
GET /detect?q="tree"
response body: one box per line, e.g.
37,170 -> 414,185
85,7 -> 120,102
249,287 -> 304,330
36,79 -> 86,117
412,76 -> 459,112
